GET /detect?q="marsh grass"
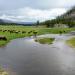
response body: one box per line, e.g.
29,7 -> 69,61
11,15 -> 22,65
35,38 -> 55,44
67,37 -> 75,47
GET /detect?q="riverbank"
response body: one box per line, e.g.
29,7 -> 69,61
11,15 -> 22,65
0,66 -> 9,75
0,25 -> 75,46
67,37 -> 75,47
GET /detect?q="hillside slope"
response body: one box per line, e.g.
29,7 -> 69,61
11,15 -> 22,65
41,7 -> 75,27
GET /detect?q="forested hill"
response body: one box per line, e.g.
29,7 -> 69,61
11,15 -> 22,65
58,6 -> 75,21
41,6 -> 75,27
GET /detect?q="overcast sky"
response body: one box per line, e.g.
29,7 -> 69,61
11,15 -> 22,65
0,0 -> 75,22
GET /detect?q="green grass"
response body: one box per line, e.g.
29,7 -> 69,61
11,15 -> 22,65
35,38 -> 55,44
67,37 -> 75,47
0,25 -> 74,46
0,41 -> 8,46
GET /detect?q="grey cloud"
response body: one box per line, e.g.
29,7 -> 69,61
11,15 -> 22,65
0,8 -> 67,22
0,0 -> 74,22
0,0 -> 75,11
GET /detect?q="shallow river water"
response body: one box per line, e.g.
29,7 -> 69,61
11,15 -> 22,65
0,34 -> 75,75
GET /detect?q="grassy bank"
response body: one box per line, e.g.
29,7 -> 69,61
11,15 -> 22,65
67,37 -> 75,47
35,38 -> 55,44
0,25 -> 74,46
0,66 -> 8,75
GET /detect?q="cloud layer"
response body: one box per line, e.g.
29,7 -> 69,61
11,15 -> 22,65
0,0 -> 74,22
0,7 -> 67,22
0,0 -> 75,10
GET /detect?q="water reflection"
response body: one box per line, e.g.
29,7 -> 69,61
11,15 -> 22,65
0,34 -> 74,75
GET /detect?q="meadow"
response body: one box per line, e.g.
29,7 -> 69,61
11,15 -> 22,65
0,25 -> 75,46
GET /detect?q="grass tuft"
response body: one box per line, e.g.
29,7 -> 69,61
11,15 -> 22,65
35,38 -> 55,44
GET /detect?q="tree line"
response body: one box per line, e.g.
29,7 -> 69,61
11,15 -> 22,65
37,6 -> 75,28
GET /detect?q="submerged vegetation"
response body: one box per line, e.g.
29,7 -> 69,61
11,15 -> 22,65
67,37 -> 75,47
35,38 -> 55,44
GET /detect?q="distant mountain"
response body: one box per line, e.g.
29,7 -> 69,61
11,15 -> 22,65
0,19 -> 5,23
0,19 -> 35,25
2,19 -> 14,23
16,22 -> 35,25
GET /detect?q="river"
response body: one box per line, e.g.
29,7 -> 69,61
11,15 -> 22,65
0,34 -> 75,75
